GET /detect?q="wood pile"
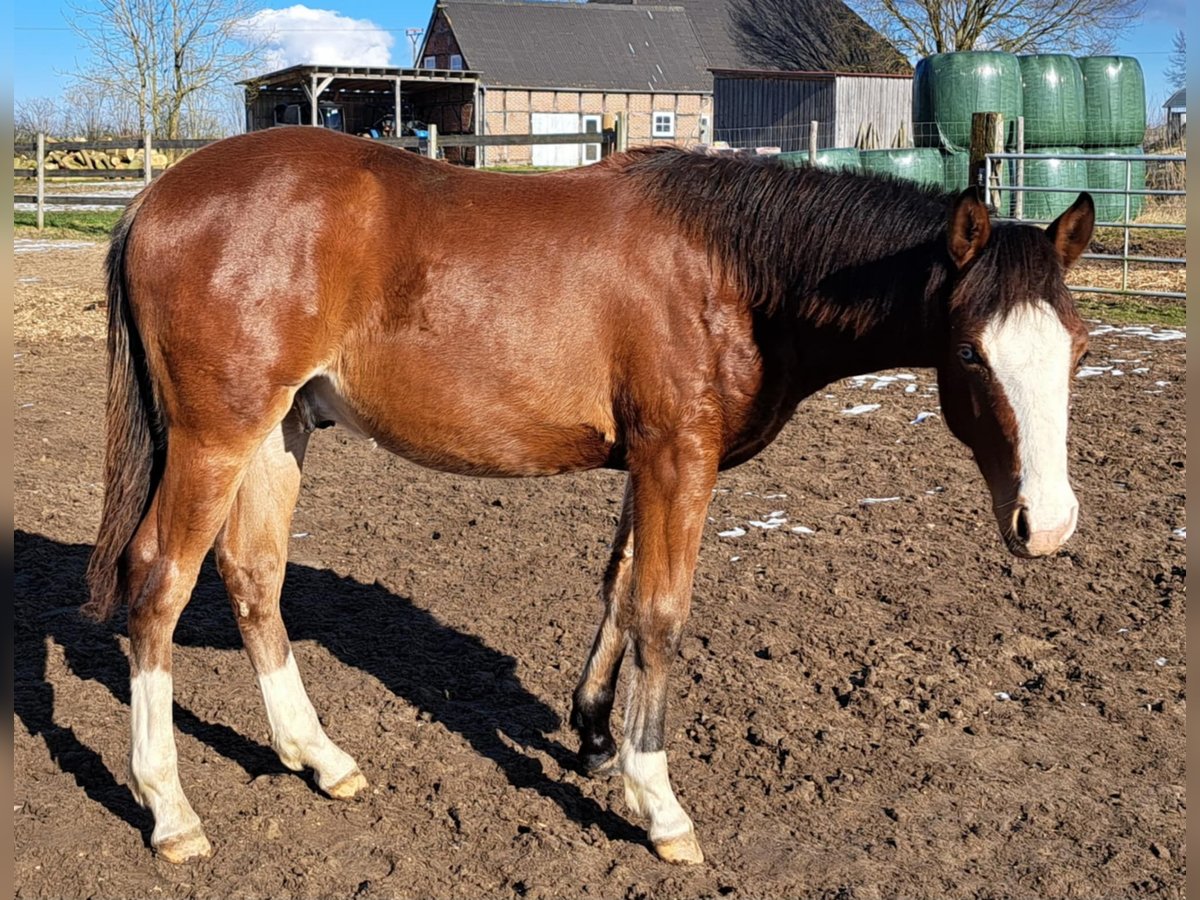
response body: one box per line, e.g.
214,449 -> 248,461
13,144 -> 170,171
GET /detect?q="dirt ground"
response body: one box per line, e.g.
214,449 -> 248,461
14,241 -> 1186,899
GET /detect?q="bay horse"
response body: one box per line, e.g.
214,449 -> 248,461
85,127 -> 1094,865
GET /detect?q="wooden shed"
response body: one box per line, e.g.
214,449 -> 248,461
712,69 -> 913,151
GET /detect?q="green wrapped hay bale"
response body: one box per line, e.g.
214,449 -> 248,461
1086,145 -> 1146,223
913,52 -> 1023,151
775,148 -> 861,171
859,148 -> 944,188
1019,54 -> 1085,146
1079,56 -> 1146,146
814,148 -> 862,171
942,149 -> 970,191
1008,148 -> 1088,221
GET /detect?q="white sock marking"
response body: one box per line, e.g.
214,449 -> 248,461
620,747 -> 694,842
258,652 -> 358,790
129,669 -> 203,846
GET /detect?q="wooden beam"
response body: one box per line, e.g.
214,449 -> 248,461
969,112 -> 1004,206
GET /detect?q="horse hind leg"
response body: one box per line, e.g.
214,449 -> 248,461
125,429 -> 265,863
571,478 -> 634,775
214,409 -> 366,800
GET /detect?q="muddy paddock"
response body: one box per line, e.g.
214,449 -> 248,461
14,240 -> 1185,899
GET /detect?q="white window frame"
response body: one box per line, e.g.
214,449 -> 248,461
652,110 -> 676,138
449,54 -> 463,70
582,114 -> 602,163
423,55 -> 436,69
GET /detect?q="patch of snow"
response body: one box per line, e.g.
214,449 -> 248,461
748,515 -> 788,529
718,526 -> 746,538
859,496 -> 901,505
790,525 -> 815,534
994,691 -> 1011,701
910,411 -> 938,425
1171,526 -> 1185,540
842,403 -> 881,416
1076,365 -> 1112,379
14,238 -> 97,253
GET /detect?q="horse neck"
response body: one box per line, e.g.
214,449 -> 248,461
782,238 -> 951,383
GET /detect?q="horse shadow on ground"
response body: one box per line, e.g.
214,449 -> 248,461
14,530 -> 641,850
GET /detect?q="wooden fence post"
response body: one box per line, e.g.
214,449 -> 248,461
969,112 -> 1004,208
36,133 -> 45,231
808,120 -> 819,164
143,131 -> 154,188
426,123 -> 438,159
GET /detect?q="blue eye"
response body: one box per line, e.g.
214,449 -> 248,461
958,344 -> 982,364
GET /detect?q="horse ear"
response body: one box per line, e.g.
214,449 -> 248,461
947,187 -> 991,270
1045,192 -> 1095,270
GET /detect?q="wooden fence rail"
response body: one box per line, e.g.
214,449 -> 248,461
14,118 -> 627,226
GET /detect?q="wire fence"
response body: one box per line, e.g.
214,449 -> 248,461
987,150 -> 1185,302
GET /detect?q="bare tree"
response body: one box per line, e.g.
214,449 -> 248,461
730,0 -> 911,73
845,0 -> 1144,59
66,0 -> 262,138
1165,29 -> 1185,91
15,97 -> 65,140
62,82 -> 115,140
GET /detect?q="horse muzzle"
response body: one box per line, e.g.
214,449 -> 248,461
999,495 -> 1079,559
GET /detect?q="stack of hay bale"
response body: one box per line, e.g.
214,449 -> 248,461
773,51 -> 1146,219
912,51 -> 1145,220
913,51 -> 1023,210
1076,56 -> 1147,223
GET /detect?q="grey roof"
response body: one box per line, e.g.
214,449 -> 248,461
592,0 -> 909,74
437,1 -> 712,91
1163,87 -> 1185,109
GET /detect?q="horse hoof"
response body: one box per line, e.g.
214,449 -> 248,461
155,827 -> 212,864
579,750 -> 619,778
325,768 -> 368,800
654,831 -> 705,865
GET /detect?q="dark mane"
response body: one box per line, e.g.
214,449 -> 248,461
617,147 -> 1072,333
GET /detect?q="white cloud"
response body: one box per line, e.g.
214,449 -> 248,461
237,5 -> 395,70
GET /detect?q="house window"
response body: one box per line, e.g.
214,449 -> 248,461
652,111 -> 675,138
423,55 -> 436,69
449,54 -> 463,70
699,114 -> 711,142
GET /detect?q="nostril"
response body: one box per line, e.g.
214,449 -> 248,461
1015,507 -> 1031,544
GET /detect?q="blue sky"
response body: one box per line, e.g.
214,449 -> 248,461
13,0 -> 1187,111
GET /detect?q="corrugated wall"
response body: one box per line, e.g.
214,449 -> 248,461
713,75 -> 835,150
833,76 -> 912,148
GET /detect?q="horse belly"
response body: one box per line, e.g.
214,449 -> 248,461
303,363 -> 619,478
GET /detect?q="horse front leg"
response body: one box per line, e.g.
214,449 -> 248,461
571,478 -> 633,775
620,429 -> 718,865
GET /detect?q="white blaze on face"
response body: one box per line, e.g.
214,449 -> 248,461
980,302 -> 1079,552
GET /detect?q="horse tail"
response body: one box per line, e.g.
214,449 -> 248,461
84,194 -> 165,621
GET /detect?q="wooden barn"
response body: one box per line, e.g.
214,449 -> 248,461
712,69 -> 915,151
